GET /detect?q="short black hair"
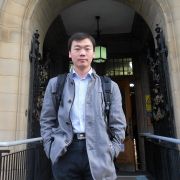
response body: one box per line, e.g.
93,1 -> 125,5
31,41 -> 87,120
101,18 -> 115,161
68,32 -> 96,51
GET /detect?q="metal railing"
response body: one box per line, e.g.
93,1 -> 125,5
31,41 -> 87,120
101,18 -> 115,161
141,133 -> 180,180
1,134 -> 180,180
0,137 -> 52,180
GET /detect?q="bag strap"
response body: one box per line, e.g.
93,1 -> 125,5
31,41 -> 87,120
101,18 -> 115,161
56,73 -> 67,112
100,76 -> 116,140
100,76 -> 111,124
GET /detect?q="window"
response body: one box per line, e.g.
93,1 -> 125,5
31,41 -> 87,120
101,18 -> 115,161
106,57 -> 133,76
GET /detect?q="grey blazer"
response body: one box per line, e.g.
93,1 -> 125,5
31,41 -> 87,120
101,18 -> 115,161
40,70 -> 126,180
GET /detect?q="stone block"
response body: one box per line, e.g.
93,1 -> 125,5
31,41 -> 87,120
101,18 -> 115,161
4,1 -> 25,17
0,42 -> 20,59
0,112 -> 16,130
16,112 -> 28,131
0,76 -> 18,93
9,30 -> 21,43
168,0 -> 180,8
0,12 -> 22,27
15,130 -> 28,142
0,130 -> 16,141
13,0 -> 29,6
0,59 -> 19,76
0,93 -> 17,111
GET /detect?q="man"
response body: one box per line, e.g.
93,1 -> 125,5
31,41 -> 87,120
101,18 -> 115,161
40,32 -> 126,180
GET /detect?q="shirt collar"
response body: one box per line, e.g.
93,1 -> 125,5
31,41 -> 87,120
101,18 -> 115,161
71,68 -> 93,79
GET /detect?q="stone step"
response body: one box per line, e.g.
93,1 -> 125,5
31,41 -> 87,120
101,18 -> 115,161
117,175 -> 149,180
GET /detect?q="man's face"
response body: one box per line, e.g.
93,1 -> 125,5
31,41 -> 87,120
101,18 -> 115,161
69,38 -> 95,70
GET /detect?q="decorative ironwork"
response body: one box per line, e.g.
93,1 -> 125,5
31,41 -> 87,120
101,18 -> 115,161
147,25 -> 169,122
147,25 -> 175,136
28,30 -> 49,138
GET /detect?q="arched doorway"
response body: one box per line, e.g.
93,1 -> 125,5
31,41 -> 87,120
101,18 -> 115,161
0,0 -> 179,178
27,0 -> 176,173
0,0 -> 175,177
1,0 -> 179,146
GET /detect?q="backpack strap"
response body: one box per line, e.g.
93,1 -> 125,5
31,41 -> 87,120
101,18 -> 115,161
100,76 -> 116,140
56,73 -> 67,112
100,76 -> 111,122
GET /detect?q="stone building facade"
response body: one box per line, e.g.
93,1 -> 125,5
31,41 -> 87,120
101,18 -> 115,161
0,0 -> 180,148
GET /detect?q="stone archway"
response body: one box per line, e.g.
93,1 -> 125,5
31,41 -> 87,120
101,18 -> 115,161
0,0 -> 179,141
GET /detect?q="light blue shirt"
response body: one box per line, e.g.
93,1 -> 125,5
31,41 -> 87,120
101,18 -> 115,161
70,68 -> 93,133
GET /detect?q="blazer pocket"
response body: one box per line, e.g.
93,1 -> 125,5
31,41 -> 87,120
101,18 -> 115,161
109,143 -> 115,160
51,128 -> 65,137
48,137 -> 54,158
52,127 -> 60,133
44,137 -> 54,159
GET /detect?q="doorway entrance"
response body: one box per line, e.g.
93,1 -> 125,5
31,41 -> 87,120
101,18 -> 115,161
94,57 -> 138,172
115,78 -> 136,172
29,14 -> 155,173
28,0 -> 174,173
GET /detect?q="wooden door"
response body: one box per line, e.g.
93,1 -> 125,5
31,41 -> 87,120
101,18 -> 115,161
115,79 -> 136,171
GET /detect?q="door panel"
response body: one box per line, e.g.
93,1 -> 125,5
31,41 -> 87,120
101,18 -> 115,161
115,79 -> 136,171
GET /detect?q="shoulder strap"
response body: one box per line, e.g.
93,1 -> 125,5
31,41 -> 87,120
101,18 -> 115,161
100,76 -> 111,123
100,76 -> 116,140
56,73 -> 67,112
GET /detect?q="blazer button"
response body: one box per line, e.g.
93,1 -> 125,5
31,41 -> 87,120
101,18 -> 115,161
66,121 -> 70,125
68,99 -> 72,103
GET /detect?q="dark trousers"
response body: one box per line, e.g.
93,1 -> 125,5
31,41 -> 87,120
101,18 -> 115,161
52,139 -> 93,180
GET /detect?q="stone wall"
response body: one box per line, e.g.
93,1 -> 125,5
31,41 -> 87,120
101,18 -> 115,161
0,0 -> 27,144
0,0 -> 180,147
